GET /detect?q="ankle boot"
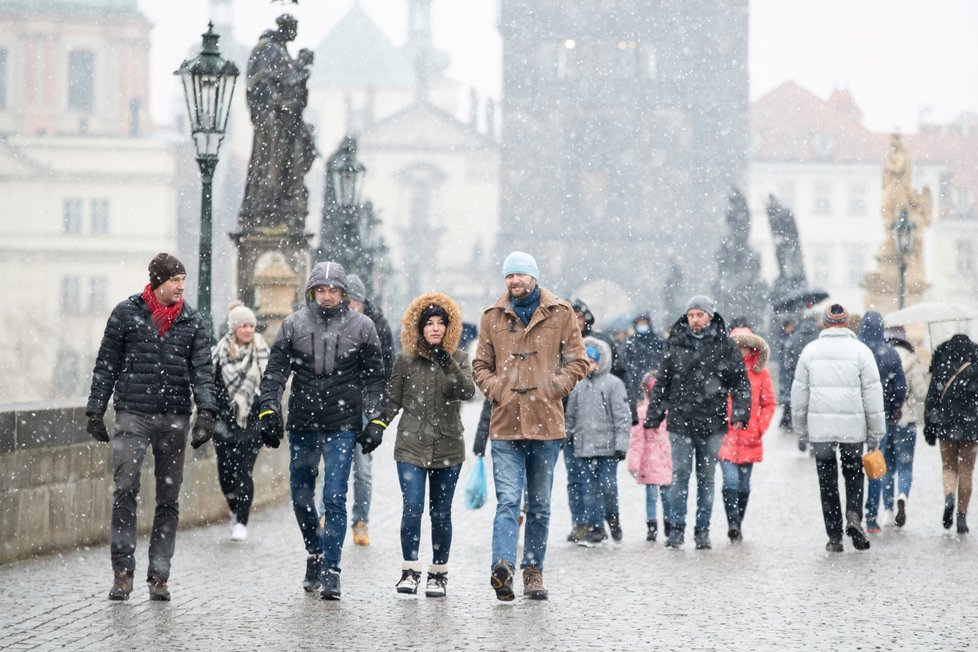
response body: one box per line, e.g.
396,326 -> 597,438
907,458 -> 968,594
943,494 -> 956,530
646,520 -> 658,542
738,491 -> 750,524
606,512 -> 623,542
957,512 -> 969,535
721,488 -> 740,531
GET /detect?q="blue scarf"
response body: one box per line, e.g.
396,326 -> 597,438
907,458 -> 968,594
511,286 -> 541,326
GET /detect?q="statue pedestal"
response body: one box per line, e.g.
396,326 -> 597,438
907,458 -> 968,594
863,269 -> 927,314
230,226 -> 312,337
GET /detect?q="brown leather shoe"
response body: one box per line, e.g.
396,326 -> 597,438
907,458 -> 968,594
108,572 -> 133,601
522,566 -> 548,600
147,576 -> 171,601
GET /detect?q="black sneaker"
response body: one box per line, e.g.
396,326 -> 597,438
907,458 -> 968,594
943,495 -> 956,529
303,554 -> 324,593
825,540 -> 844,553
694,527 -> 712,550
845,512 -> 870,551
490,560 -> 515,602
320,567 -> 341,600
147,576 -> 170,601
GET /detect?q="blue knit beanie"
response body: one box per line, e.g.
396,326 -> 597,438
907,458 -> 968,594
502,251 -> 539,279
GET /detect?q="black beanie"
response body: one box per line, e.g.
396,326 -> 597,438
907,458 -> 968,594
418,304 -> 450,335
148,253 -> 187,289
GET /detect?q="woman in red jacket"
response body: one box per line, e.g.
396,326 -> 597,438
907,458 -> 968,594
719,327 -> 776,542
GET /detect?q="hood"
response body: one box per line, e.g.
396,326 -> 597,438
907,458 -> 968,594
930,334 -> 978,383
583,336 -> 612,376
667,311 -> 729,344
729,328 -> 770,372
858,311 -> 886,346
305,262 -> 350,307
400,291 -> 464,358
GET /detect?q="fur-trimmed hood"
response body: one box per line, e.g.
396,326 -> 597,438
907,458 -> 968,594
583,336 -> 612,376
400,291 -> 464,358
729,327 -> 770,372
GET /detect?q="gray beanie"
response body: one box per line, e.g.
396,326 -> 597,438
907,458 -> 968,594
686,294 -> 716,318
346,274 -> 367,302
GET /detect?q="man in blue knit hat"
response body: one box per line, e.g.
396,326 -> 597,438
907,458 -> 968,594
473,251 -> 589,601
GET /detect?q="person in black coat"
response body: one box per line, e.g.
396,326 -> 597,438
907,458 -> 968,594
924,334 -> 978,534
644,295 -> 751,550
86,253 -> 217,602
624,313 -> 665,400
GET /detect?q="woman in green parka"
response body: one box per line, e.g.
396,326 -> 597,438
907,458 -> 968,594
386,292 -> 475,597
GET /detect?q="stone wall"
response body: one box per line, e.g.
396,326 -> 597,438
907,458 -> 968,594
0,401 -> 290,564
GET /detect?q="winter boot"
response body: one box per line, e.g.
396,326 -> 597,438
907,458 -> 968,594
606,513 -> 623,542
943,494 -> 956,530
396,561 -> 422,594
694,527 -> 712,550
522,566 -> 548,600
722,488 -> 741,541
303,554 -> 324,592
738,491 -> 750,524
147,576 -> 170,601
490,560 -> 515,602
646,520 -> 658,542
108,572 -> 133,601
566,524 -> 589,543
352,520 -> 370,546
957,512 -> 969,535
320,567 -> 342,601
845,511 -> 871,551
895,493 -> 907,527
578,525 -> 606,547
665,526 -> 684,549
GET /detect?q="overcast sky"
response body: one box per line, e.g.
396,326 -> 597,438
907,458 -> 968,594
144,0 -> 978,134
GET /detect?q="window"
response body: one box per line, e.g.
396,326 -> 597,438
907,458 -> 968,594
846,246 -> 867,286
67,50 -> 94,112
52,349 -> 81,396
847,183 -> 867,216
88,276 -> 108,313
776,182 -> 796,211
63,198 -> 83,234
60,276 -> 81,313
808,245 -> 832,285
813,182 -> 832,216
90,199 -> 109,234
0,48 -> 6,109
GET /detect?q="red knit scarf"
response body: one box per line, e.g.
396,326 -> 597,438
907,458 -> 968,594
142,283 -> 184,336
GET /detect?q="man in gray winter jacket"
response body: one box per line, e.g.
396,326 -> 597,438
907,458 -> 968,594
792,303 -> 885,552
257,261 -> 386,600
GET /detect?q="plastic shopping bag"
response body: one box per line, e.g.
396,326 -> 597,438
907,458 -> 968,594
464,457 -> 488,510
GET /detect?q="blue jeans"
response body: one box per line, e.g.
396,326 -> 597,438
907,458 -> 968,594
350,447 -> 372,524
289,430 -> 355,569
668,428 -> 724,531
491,439 -> 561,570
396,461 -> 461,565
645,485 -> 671,522
580,457 -> 619,527
866,424 -> 917,519
564,438 -> 586,526
720,460 -> 754,493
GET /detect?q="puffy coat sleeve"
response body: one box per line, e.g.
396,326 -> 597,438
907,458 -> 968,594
358,319 -> 387,422
611,377 -> 631,454
86,301 -> 128,416
258,317 -> 294,415
860,347 -> 886,441
727,340 -> 752,425
628,404 -> 648,476
441,350 -> 476,401
384,353 -> 408,424
189,317 -> 218,414
756,369 -> 776,436
790,350 -> 811,436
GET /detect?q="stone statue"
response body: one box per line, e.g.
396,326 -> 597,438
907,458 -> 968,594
239,13 -> 316,230
767,194 -> 807,292
863,134 -> 932,311
712,187 -> 769,325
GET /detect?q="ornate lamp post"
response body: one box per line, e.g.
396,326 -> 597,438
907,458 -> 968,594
317,136 -> 366,271
175,23 -> 239,335
892,208 -> 915,309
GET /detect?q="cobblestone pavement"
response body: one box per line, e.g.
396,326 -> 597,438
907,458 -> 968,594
2,402 -> 978,651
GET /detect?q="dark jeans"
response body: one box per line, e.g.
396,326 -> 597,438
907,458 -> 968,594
866,424 -> 917,519
396,461 -> 461,565
213,423 -> 261,525
668,426 -> 724,531
580,457 -> 619,526
564,438 -> 586,526
289,430 -> 355,569
110,411 -> 190,580
813,441 -> 865,542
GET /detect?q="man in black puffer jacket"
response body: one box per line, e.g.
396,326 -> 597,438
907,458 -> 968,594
644,295 -> 751,551
86,253 -> 217,603
257,261 -> 386,600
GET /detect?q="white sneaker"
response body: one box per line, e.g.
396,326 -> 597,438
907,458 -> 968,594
231,523 -> 248,541
396,569 -> 421,594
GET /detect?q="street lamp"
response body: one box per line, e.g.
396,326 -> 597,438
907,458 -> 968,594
175,23 -> 239,335
331,136 -> 366,208
892,208 -> 915,309
318,136 -> 367,271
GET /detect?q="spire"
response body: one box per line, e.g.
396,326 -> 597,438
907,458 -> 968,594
403,0 -> 449,98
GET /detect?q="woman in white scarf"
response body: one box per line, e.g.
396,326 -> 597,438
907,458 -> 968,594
212,303 -> 269,541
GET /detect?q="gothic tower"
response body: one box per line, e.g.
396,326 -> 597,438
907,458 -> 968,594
499,0 -> 749,310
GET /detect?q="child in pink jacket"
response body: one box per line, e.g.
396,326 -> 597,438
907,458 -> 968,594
628,372 -> 673,542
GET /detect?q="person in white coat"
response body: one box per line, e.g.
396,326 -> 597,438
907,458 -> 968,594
791,303 -> 885,552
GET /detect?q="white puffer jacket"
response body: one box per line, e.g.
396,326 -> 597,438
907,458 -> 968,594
791,328 -> 885,444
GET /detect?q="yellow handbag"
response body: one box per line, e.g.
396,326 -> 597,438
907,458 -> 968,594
863,448 -> 887,480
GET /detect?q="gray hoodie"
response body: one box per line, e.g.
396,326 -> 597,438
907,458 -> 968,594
566,337 -> 631,457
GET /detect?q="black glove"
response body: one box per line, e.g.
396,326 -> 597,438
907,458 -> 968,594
259,410 -> 284,448
643,416 -> 660,430
358,420 -> 386,454
473,435 -> 487,457
924,427 -> 937,447
614,450 -> 627,461
87,415 -> 110,443
431,345 -> 453,368
191,411 -> 215,450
